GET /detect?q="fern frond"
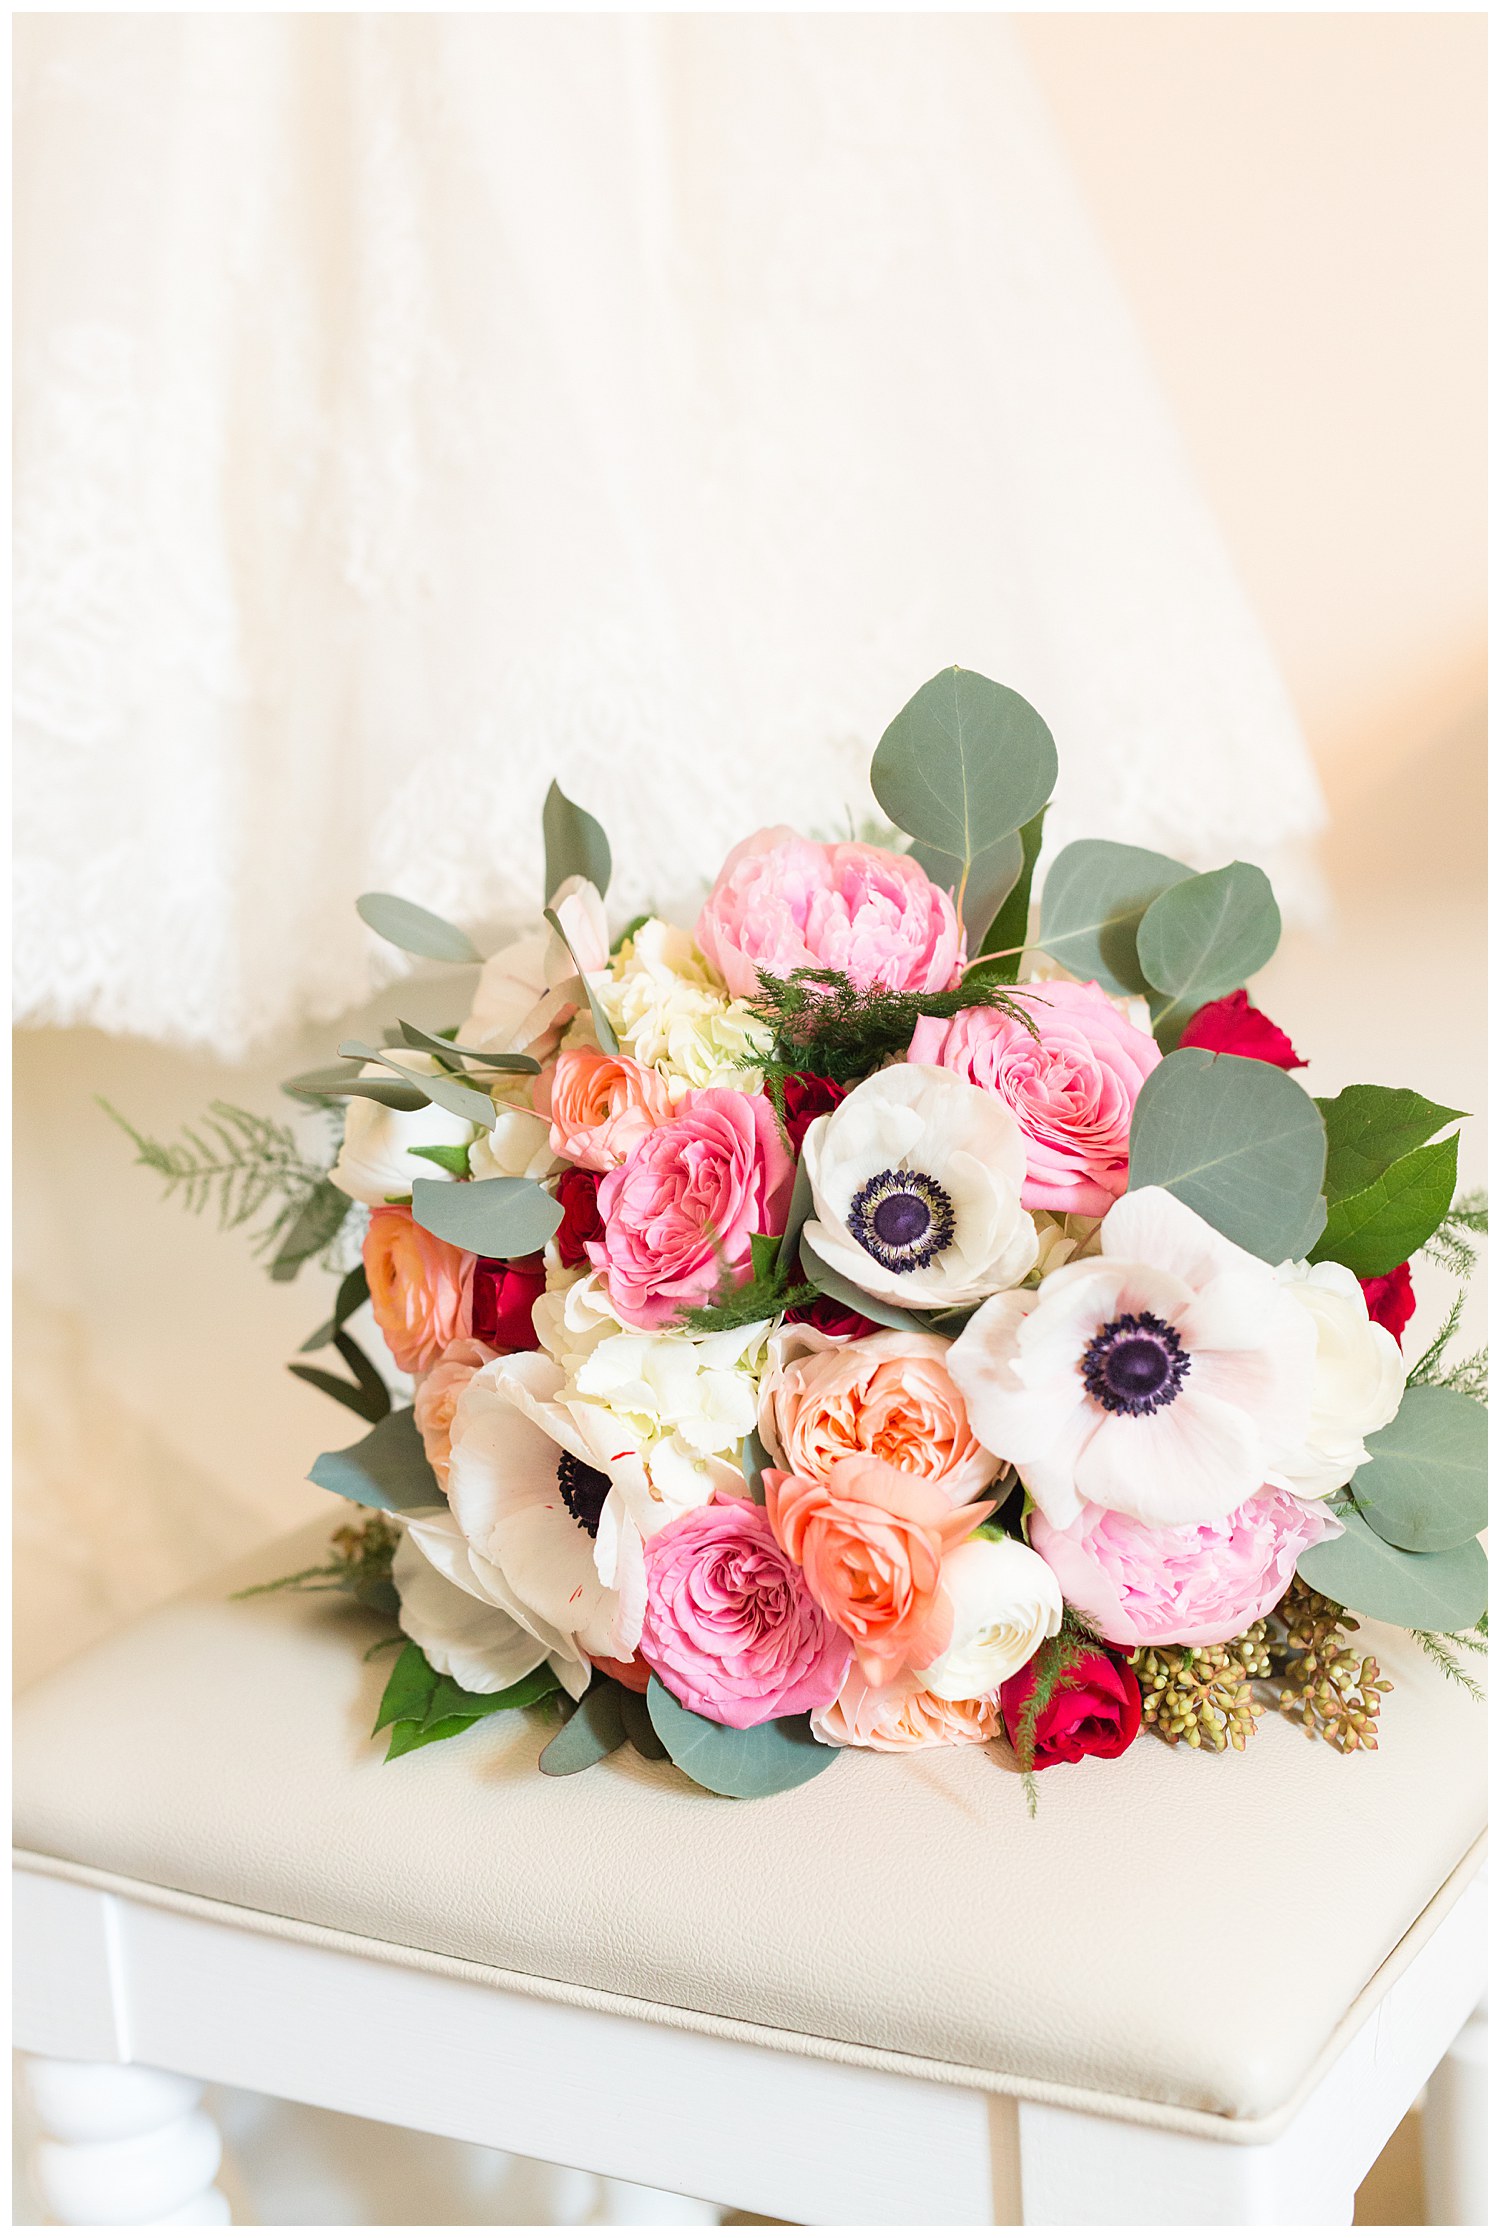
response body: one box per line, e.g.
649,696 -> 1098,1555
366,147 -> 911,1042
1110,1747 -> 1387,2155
1411,1630 -> 1487,1701
741,964 -> 1040,1104
100,1097 -> 354,1274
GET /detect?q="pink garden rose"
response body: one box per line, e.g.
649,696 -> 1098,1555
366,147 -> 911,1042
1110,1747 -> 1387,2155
909,980 -> 1160,1217
546,1047 -> 673,1172
587,1087 -> 794,1328
696,827 -> 965,1000
1028,1488 -> 1340,1650
639,1496 -> 852,1728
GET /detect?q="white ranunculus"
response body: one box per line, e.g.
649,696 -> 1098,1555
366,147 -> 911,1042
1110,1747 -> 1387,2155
392,1514 -> 563,1693
1268,1260 -> 1405,1499
800,1064 -> 1040,1310
328,1052 -> 478,1206
598,917 -> 772,1098
469,1095 -> 562,1181
912,1535 -> 1064,1701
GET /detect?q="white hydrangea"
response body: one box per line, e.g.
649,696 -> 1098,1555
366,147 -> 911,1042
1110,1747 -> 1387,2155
596,918 -> 772,1100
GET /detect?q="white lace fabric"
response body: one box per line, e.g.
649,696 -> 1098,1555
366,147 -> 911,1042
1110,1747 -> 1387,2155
14,15 -> 1325,1058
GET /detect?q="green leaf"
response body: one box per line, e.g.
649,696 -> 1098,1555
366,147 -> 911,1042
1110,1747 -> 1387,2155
543,779 -> 613,904
871,668 -> 1057,919
749,1231 -> 780,1284
287,1361 -> 388,1422
910,829 -> 1023,950
423,1665 -> 561,1729
1135,863 -> 1282,1049
268,1179 -> 352,1282
741,1424 -> 775,1502
619,1686 -> 669,1761
798,1235 -> 929,1332
410,1175 -> 563,1256
396,1021 -> 541,1075
543,906 -> 619,1055
300,1263 -> 371,1352
281,1068 -> 428,1112
646,1677 -> 837,1798
374,1639 -> 439,1733
1127,1048 -> 1327,1263
1349,1384 -> 1488,1553
1316,1084 -> 1466,1204
409,1142 -> 474,1178
538,1683 -> 628,1775
774,1154 -> 815,1279
356,892 -> 482,965
1311,1134 -> 1459,1279
337,1042 -> 495,1127
385,1714 -> 480,1760
980,805 -> 1047,983
1038,839 -> 1194,995
308,1407 -> 442,1512
1297,1506 -> 1487,1630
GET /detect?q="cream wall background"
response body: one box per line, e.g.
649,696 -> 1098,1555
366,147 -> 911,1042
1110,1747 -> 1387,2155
13,13 -> 1485,2225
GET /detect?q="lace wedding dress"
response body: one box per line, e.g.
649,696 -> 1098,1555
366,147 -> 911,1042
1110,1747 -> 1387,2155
14,13 -> 1325,1057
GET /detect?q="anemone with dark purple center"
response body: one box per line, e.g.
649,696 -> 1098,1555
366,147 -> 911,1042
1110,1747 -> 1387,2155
846,1166 -> 956,1273
556,1451 -> 611,1537
1080,1310 -> 1191,1418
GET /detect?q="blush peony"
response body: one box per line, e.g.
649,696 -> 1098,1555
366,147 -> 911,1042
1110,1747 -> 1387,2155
758,1325 -> 1000,1504
1028,1488 -> 1340,1650
908,980 -> 1160,1217
364,1206 -> 475,1376
638,1496 -> 851,1728
587,1087 -> 793,1329
764,1453 -> 992,1685
696,827 -> 965,1000
812,1671 -> 1003,1751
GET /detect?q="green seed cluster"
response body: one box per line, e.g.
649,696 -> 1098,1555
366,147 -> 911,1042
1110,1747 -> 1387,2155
1129,1624 -> 1269,1753
1269,1580 -> 1391,1753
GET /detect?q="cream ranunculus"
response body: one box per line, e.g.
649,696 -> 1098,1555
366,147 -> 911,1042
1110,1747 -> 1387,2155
597,917 -> 771,1099
1268,1260 -> 1405,1499
911,1534 -> 1063,1700
799,1064 -> 1040,1310
328,1052 -> 478,1207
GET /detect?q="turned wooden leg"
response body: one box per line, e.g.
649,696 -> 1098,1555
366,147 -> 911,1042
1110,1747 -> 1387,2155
24,2054 -> 231,2226
595,2175 -> 723,2223
1422,1996 -> 1487,2226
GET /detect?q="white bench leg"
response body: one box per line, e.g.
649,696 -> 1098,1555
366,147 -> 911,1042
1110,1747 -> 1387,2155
24,2054 -> 231,2226
1421,1999 -> 1488,2226
1017,2101 -> 1355,2226
594,2175 -> 723,2223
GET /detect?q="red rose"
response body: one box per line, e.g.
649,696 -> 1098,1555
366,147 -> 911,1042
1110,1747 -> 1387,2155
1360,1261 -> 1417,1346
785,1253 -> 880,1340
468,1253 -> 547,1351
781,1072 -> 848,1153
1179,989 -> 1305,1071
1001,1647 -> 1142,1770
553,1168 -> 604,1268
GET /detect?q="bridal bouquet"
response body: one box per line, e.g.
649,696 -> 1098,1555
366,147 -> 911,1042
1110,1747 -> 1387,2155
115,669 -> 1487,1801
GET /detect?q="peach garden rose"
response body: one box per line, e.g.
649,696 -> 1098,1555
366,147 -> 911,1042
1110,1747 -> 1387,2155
758,1325 -> 1000,1505
812,1671 -> 1003,1751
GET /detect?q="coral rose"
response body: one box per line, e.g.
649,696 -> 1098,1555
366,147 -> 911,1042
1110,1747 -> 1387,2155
1028,1487 -> 1338,1650
547,1047 -> 673,1172
639,1496 -> 851,1728
759,1326 -> 1000,1504
587,1087 -> 793,1329
413,1338 -> 497,1490
812,1671 -> 1002,1751
764,1454 -> 993,1685
364,1206 -> 475,1375
696,827 -> 965,1000
1000,1649 -> 1142,1768
1179,989 -> 1305,1071
908,980 -> 1160,1217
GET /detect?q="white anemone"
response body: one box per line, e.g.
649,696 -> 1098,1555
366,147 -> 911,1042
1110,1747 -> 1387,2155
1268,1260 -> 1405,1499
948,1186 -> 1316,1529
912,1534 -> 1063,1700
392,1516 -> 564,1693
800,1063 -> 1039,1310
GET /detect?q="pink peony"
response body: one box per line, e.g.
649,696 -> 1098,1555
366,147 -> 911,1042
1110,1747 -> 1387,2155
639,1496 -> 852,1729
696,826 -> 965,1000
1028,1488 -> 1340,1650
587,1087 -> 793,1329
546,1047 -> 673,1173
909,980 -> 1160,1217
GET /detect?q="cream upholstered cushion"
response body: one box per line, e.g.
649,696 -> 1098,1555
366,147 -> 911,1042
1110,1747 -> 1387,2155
14,1520 -> 1485,2131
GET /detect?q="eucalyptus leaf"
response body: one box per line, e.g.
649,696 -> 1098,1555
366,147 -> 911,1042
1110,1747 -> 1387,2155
337,1042 -> 496,1127
909,828 -> 1023,950
741,1424 -> 775,1502
1135,863 -> 1282,1049
646,1677 -> 836,1799
1316,1084 -> 1466,1204
543,906 -> 619,1055
410,1175 -> 563,1257
980,805 -> 1047,982
1310,1134 -> 1459,1279
1349,1384 -> 1488,1553
308,1406 -> 442,1512
1127,1049 -> 1327,1263
775,1154 -> 815,1279
396,1021 -> 541,1075
268,1179 -> 352,1282
1038,839 -> 1193,995
538,1683 -> 628,1775
798,1235 -> 929,1333
281,1068 -> 428,1113
619,1686 -> 669,1761
1297,1506 -> 1487,1631
543,779 -> 613,904
357,891 -> 482,965
287,1358 -> 389,1423
871,668 -> 1056,929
